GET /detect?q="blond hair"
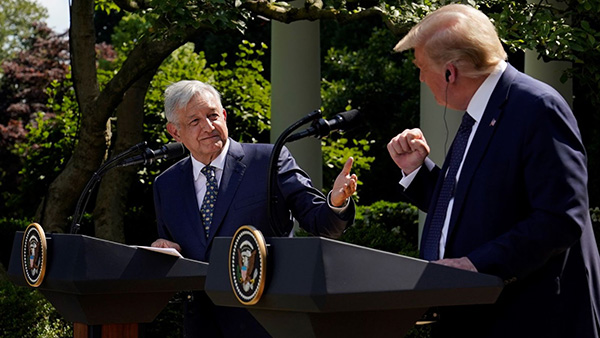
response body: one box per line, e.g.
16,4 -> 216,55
394,4 -> 507,77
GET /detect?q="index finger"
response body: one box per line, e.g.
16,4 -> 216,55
341,157 -> 354,175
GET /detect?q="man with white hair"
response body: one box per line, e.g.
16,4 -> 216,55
152,80 -> 357,337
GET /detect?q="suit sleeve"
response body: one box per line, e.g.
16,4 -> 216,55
402,163 -> 441,213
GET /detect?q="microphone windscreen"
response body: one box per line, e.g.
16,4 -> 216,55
337,109 -> 362,130
162,142 -> 186,158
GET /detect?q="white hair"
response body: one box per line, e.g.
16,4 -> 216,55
164,80 -> 223,124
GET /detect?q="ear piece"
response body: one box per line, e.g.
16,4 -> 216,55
445,69 -> 451,82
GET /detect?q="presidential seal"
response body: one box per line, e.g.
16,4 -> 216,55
21,223 -> 47,287
229,225 -> 267,305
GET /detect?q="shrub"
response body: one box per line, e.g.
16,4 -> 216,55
0,280 -> 72,338
341,200 -> 420,257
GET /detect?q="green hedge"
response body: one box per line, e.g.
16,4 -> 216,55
341,200 -> 420,257
0,280 -> 72,337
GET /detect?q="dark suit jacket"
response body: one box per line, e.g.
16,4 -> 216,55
154,139 -> 354,337
404,64 -> 600,338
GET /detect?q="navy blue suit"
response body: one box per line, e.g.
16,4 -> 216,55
404,64 -> 600,337
154,139 -> 354,337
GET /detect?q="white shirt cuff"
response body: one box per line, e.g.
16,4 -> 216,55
399,157 -> 435,189
327,191 -> 349,213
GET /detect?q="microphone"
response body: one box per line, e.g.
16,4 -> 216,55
118,142 -> 186,167
287,109 -> 361,142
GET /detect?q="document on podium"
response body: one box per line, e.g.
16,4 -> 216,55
134,246 -> 183,258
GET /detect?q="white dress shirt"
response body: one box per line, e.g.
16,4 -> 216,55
191,139 -> 230,212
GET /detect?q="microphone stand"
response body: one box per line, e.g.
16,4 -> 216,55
69,142 -> 148,234
267,110 -> 323,236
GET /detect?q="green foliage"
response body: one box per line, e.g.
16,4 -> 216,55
111,12 -> 152,56
95,0 -> 122,15
592,207 -> 600,242
322,136 -> 375,200
487,0 -> 600,66
0,23 -> 72,219
144,302 -> 183,338
0,280 -> 72,338
592,207 -> 600,223
5,79 -> 78,218
0,218 -> 31,270
209,40 -> 271,143
340,200 -> 419,257
0,0 -> 48,61
145,0 -> 252,35
321,21 -> 420,203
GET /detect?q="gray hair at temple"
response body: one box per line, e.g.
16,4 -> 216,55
164,80 -> 224,124
394,4 -> 507,78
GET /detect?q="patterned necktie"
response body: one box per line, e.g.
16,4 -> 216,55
422,112 -> 475,261
200,165 -> 218,238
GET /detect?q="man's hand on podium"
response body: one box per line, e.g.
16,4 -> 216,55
151,238 -> 182,253
433,257 -> 478,272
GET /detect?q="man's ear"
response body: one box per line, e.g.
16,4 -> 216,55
445,63 -> 456,83
166,122 -> 181,142
222,109 -> 227,120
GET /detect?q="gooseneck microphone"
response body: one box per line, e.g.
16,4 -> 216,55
70,141 -> 187,234
267,109 -> 362,236
287,109 -> 361,142
118,142 -> 186,167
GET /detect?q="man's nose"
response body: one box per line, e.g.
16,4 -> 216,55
200,117 -> 215,131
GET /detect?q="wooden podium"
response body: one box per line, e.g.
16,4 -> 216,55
7,232 -> 208,338
206,236 -> 504,338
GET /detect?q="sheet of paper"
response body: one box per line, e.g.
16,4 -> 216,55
133,245 -> 183,258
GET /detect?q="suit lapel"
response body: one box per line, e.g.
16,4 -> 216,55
207,139 -> 246,242
446,64 -> 518,237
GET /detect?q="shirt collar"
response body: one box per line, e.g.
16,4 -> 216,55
192,138 -> 230,181
466,60 -> 507,123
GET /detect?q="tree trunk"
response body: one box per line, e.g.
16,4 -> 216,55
93,71 -> 155,243
36,0 -> 104,233
36,0 -> 207,233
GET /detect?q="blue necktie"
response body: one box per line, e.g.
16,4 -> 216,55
200,165 -> 218,238
422,112 -> 475,261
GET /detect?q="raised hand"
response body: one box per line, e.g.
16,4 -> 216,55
330,157 -> 358,207
387,128 -> 430,175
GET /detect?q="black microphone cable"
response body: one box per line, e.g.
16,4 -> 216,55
443,75 -> 450,157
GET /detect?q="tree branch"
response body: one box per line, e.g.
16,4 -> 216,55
242,0 -> 410,35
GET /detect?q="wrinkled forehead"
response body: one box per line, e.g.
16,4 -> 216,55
179,91 -> 220,111
184,93 -> 221,112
